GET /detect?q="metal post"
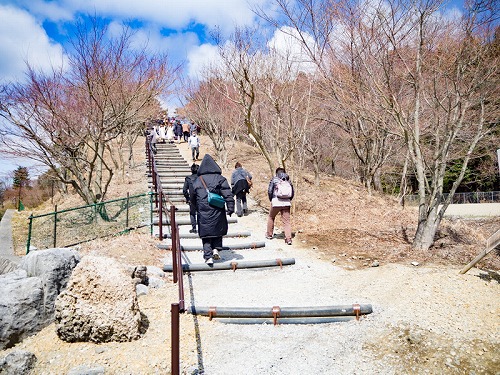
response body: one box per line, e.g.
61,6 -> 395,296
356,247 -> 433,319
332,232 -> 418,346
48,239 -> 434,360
149,192 -> 154,236
171,206 -> 178,283
176,225 -> 185,312
26,214 -> 33,254
53,204 -> 58,248
171,303 -> 180,375
158,190 -> 163,240
125,192 -> 130,228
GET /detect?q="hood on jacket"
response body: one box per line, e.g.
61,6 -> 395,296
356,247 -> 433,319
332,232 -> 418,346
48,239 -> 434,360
197,154 -> 222,176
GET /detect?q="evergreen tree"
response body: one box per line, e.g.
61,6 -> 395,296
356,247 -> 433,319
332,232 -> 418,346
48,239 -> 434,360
13,166 -> 29,210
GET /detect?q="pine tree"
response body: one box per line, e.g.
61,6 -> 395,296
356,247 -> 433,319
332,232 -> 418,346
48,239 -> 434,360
13,166 -> 30,211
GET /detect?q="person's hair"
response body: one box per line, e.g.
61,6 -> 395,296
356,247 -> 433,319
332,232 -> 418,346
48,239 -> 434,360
235,162 -> 242,169
191,163 -> 199,174
275,167 -> 286,175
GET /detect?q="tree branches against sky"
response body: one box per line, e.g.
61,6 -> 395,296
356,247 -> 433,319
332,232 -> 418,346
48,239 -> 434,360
0,0 -> 466,85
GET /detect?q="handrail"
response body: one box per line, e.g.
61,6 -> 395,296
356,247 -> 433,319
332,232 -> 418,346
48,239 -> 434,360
460,229 -> 500,274
146,133 -> 184,375
146,134 -> 175,239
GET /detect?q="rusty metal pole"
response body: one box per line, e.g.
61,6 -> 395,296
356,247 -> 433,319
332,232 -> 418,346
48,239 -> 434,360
171,303 -> 180,375
158,190 -> 163,240
176,225 -> 185,312
171,205 -> 178,283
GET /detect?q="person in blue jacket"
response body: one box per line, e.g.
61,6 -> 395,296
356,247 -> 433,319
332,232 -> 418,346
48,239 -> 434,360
190,154 -> 235,265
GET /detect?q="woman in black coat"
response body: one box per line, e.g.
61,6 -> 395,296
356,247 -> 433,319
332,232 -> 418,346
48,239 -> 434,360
190,154 -> 235,265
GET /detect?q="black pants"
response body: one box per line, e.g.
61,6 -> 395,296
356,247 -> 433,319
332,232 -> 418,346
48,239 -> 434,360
189,203 -> 197,230
202,237 -> 222,260
183,131 -> 189,142
235,191 -> 247,216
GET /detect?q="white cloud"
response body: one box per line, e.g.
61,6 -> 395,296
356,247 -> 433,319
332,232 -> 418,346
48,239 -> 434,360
0,0 -> 72,21
267,26 -> 317,75
186,43 -> 221,79
0,5 -> 66,83
64,0 -> 270,33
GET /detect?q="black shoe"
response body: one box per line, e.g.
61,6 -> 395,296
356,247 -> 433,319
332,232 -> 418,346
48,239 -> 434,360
189,228 -> 197,233
285,239 -> 292,245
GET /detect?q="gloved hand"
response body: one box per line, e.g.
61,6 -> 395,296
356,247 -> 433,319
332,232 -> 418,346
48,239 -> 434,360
227,210 -> 234,217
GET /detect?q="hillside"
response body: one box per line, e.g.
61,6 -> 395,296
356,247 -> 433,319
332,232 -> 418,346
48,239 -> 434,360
10,134 -> 497,270
219,140 -> 499,272
2,134 -> 499,374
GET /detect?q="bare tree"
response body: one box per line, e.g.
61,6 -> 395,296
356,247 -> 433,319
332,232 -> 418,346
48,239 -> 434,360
208,26 -> 318,179
348,0 -> 498,249
182,77 -> 242,167
261,0 -> 498,250
0,18 -> 175,205
257,0 -> 397,193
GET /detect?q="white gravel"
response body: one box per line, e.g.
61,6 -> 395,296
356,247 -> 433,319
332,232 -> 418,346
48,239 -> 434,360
162,197 -> 500,374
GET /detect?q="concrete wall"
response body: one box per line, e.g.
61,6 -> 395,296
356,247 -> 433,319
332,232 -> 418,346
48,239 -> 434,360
442,203 -> 500,217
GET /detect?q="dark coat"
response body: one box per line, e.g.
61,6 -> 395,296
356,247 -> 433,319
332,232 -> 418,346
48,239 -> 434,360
232,179 -> 249,196
191,154 -> 235,238
183,174 -> 197,202
174,123 -> 183,137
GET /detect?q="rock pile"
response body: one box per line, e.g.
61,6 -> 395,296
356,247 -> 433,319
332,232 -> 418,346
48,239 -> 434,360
0,248 -> 80,350
54,256 -> 144,343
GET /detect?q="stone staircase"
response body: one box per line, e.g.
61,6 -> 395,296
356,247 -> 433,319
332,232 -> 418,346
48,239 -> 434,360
148,142 -> 271,265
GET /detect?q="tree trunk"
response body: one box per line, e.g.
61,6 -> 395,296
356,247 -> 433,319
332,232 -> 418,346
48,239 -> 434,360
412,204 -> 442,251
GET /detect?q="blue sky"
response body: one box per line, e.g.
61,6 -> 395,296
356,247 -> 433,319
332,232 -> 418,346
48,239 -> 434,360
0,0 -> 465,180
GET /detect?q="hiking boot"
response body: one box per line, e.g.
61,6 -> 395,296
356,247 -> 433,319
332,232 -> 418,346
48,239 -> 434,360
212,249 -> 220,260
189,228 -> 197,234
265,234 -> 274,240
205,258 -> 214,266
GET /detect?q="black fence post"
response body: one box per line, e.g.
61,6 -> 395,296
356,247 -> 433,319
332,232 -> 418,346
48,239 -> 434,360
26,213 -> 33,254
53,204 -> 58,248
126,192 -> 130,228
149,192 -> 154,236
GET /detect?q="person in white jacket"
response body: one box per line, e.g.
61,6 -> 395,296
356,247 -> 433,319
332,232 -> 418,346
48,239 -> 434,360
188,132 -> 200,161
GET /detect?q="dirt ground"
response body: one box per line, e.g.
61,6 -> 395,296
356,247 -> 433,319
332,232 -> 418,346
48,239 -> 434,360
1,135 -> 498,374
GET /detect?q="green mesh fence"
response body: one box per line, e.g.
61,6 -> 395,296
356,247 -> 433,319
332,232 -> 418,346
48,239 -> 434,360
27,193 -> 153,253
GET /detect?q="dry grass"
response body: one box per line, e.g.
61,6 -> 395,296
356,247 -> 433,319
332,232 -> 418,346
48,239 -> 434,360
12,138 -> 150,256
219,139 -> 499,271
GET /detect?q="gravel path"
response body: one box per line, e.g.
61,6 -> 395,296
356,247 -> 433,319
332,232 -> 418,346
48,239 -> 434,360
163,196 -> 499,374
0,209 -> 20,265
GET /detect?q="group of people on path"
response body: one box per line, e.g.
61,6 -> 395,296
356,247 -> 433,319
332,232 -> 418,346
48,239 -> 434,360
149,118 -> 200,154
182,153 -> 295,266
